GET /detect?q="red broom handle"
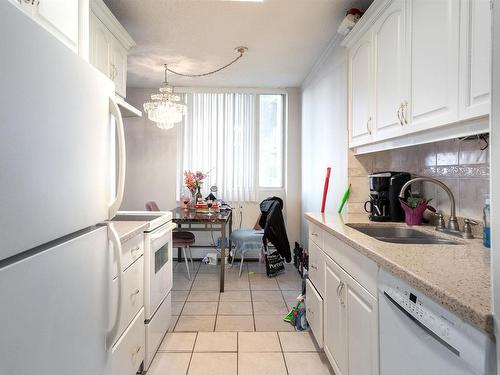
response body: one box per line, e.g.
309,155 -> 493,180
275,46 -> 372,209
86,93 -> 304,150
321,167 -> 331,213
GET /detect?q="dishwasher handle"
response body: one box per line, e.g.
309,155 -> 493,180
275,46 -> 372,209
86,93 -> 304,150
383,291 -> 460,357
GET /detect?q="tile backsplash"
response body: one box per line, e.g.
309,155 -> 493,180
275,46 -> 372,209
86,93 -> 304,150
348,136 -> 490,221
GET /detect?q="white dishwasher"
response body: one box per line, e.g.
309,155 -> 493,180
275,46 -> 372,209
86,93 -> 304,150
378,270 -> 496,375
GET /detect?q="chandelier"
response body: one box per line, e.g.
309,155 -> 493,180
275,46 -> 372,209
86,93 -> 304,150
144,47 -> 248,130
143,64 -> 186,130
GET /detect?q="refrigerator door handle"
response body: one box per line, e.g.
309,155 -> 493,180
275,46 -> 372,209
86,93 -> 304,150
106,223 -> 123,349
108,96 -> 126,219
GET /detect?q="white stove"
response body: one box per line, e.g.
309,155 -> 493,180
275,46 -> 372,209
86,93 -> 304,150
112,210 -> 175,370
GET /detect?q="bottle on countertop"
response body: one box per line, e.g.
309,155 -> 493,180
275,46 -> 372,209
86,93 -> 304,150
483,196 -> 491,249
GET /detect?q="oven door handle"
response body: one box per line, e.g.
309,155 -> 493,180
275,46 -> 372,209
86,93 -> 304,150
383,292 -> 460,357
150,223 -> 177,241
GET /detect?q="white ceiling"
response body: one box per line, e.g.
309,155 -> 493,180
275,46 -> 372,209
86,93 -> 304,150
104,0 -> 372,89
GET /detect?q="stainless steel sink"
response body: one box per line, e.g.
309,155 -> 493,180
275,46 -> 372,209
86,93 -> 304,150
346,224 -> 461,245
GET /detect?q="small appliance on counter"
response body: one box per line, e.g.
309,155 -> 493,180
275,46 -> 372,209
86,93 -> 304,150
365,172 -> 411,222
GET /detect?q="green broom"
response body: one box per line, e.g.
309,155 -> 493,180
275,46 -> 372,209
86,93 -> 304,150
283,300 -> 302,323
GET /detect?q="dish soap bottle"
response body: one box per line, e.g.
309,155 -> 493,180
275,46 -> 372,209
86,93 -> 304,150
483,196 -> 491,248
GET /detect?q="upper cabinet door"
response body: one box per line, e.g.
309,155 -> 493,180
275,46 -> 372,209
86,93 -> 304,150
407,0 -> 460,131
459,0 -> 491,120
90,12 -> 111,78
373,0 -> 408,139
349,32 -> 374,146
110,37 -> 128,98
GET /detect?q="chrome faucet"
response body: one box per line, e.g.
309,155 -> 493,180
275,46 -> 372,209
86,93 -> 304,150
398,177 -> 460,232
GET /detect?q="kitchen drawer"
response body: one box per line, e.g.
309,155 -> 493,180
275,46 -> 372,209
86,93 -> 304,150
308,240 -> 325,297
111,256 -> 144,345
309,222 -> 324,249
114,233 -> 144,277
145,292 -> 172,370
112,308 -> 145,375
323,233 -> 377,297
306,279 -> 323,348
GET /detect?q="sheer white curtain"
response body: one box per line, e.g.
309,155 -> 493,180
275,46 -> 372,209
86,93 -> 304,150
179,92 -> 256,202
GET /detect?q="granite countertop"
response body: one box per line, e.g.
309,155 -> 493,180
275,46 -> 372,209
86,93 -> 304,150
305,212 -> 493,335
109,220 -> 148,243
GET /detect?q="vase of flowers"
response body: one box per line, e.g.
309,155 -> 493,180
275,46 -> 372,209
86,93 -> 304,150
400,196 -> 433,226
184,170 -> 207,204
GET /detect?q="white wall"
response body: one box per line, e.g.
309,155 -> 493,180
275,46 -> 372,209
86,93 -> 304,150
120,88 -> 178,212
300,38 -> 349,243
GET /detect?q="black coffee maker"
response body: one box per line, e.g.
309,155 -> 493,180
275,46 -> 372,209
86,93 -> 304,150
365,172 -> 411,222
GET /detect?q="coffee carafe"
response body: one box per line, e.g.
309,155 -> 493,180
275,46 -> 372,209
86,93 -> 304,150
365,172 -> 411,222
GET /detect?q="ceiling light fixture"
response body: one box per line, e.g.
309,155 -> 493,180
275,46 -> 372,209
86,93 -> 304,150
144,47 -> 248,129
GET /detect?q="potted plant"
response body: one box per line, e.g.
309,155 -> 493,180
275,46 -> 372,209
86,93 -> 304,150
399,196 -> 433,226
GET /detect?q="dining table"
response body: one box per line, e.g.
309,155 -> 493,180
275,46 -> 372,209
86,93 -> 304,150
170,207 -> 233,292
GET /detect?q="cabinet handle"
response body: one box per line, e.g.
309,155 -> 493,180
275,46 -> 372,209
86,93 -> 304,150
130,245 -> 140,254
307,308 -> 314,315
131,288 -> 140,296
366,117 -> 372,135
310,264 -> 318,270
311,232 -> 319,237
402,101 -> 408,125
337,281 -> 345,305
397,104 -> 404,126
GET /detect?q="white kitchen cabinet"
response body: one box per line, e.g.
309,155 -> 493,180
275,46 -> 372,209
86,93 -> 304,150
459,0 -> 491,120
406,0 -> 460,132
372,0 -> 407,139
349,31 -> 374,146
345,273 -> 379,375
308,240 -> 325,297
306,279 -> 324,348
344,0 -> 489,154
324,256 -> 347,375
90,0 -> 135,98
90,12 -> 111,78
9,0 -> 79,52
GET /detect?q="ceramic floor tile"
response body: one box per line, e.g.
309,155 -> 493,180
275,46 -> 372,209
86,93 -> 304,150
238,352 -> 287,375
219,290 -> 251,301
147,352 -> 191,375
159,332 -> 197,352
187,290 -> 220,302
224,279 -> 250,291
197,264 -> 222,274
253,301 -> 288,315
252,290 -> 285,302
254,314 -> 295,332
172,301 -> 185,315
168,315 -> 179,333
182,302 -> 219,316
238,331 -> 281,352
284,352 -> 334,375
175,316 -> 216,332
279,331 -> 321,352
215,315 -> 254,332
194,332 -> 237,352
246,262 -> 268,274
277,278 -> 303,291
281,290 -> 301,301
188,353 -> 237,375
218,301 -> 252,315
172,278 -> 194,291
194,273 -> 219,281
249,277 -> 280,291
191,279 -> 220,291
171,290 -> 189,302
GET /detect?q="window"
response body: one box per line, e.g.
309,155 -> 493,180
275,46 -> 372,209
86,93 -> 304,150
258,95 -> 284,188
178,92 -> 285,202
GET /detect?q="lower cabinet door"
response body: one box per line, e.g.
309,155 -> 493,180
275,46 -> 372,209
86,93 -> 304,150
324,257 -> 347,375
308,240 -> 325,297
112,308 -> 145,375
345,274 -> 379,375
305,279 -> 323,348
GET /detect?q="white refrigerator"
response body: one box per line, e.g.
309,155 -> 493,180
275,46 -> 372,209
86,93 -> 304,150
0,2 -> 126,374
